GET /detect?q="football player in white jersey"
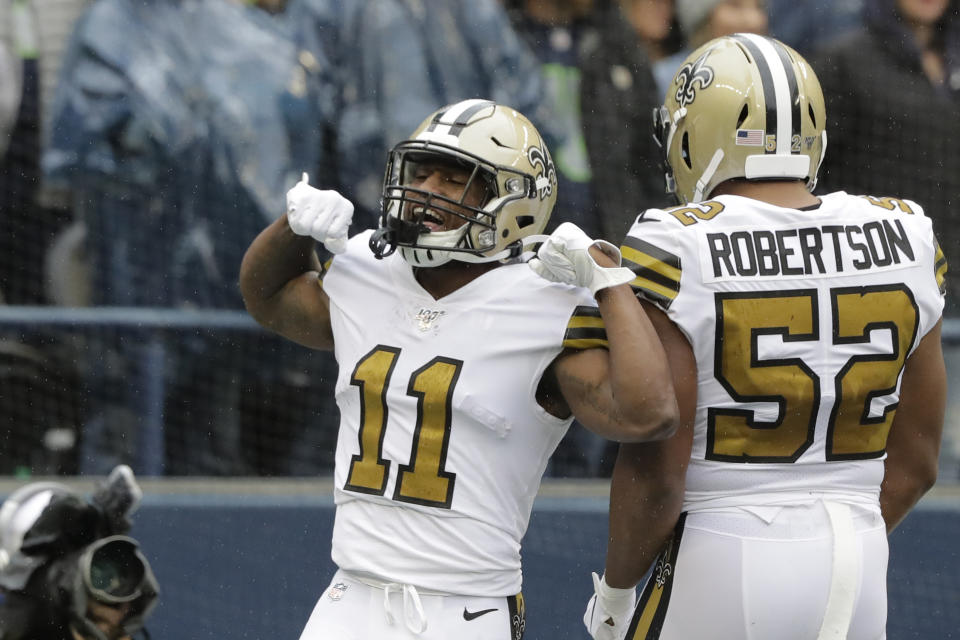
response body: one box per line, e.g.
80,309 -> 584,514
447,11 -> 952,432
583,35 -> 948,640
239,99 -> 679,640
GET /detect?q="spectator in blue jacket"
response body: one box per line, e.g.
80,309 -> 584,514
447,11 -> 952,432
285,0 -> 546,230
45,0 -> 333,476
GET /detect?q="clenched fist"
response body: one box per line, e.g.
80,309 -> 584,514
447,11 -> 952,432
529,222 -> 635,295
286,173 -> 353,254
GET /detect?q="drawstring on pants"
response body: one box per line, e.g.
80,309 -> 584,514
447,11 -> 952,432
383,582 -> 428,635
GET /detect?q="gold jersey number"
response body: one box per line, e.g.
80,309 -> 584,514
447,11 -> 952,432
708,285 -> 919,462
343,346 -> 460,508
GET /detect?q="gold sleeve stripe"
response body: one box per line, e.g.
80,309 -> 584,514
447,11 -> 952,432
318,257 -> 334,285
620,236 -> 683,309
567,315 -> 605,330
563,337 -> 609,350
621,240 -> 682,282
572,305 -> 602,318
563,306 -> 608,350
620,238 -> 681,309
621,249 -> 682,289
629,275 -> 680,306
626,513 -> 687,640
934,240 -> 948,294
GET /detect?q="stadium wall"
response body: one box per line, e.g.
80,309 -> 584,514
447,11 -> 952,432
40,480 -> 958,640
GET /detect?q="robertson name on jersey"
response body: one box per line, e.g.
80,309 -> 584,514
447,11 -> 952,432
622,192 -> 946,512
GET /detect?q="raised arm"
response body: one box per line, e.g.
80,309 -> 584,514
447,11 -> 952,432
239,213 -> 333,350
583,301 -> 695,640
532,223 -> 679,442
553,269 -> 678,442
880,318 -> 946,533
239,177 -> 353,350
602,301 -> 695,586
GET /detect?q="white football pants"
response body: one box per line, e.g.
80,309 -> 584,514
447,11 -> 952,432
627,500 -> 888,640
299,569 -> 525,640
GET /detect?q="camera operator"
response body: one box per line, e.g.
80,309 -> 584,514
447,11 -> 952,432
0,466 -> 159,640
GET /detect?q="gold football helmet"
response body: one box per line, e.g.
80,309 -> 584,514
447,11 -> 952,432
654,34 -> 827,204
370,99 -> 558,267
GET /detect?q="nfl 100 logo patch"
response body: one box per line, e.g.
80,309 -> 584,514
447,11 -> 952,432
327,582 -> 349,602
415,307 -> 446,332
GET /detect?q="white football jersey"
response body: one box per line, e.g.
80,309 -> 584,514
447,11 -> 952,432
320,231 -> 604,596
622,192 -> 946,512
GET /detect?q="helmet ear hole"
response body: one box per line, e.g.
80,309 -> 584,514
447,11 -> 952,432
516,215 -> 535,228
663,35 -> 825,203
736,104 -> 749,128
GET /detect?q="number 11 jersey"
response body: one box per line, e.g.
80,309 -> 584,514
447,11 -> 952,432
321,230 -> 603,596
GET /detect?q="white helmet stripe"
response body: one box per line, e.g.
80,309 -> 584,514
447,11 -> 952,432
420,99 -> 495,145
735,33 -> 797,155
773,40 -> 802,141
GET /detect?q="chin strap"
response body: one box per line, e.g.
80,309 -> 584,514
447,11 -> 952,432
450,234 -> 550,264
693,149 -> 725,202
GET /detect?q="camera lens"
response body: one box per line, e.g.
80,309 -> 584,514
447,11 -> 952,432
82,536 -> 146,603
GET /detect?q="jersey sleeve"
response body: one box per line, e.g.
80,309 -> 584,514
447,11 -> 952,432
921,216 -> 947,337
318,256 -> 334,284
859,195 -> 946,337
561,305 -> 608,350
933,234 -> 948,297
881,195 -> 947,307
619,209 -> 684,311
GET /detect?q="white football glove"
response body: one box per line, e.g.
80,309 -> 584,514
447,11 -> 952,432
583,572 -> 637,640
286,173 -> 353,254
529,222 -> 635,295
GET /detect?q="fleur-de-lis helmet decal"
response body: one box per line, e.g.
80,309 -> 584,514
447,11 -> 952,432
653,34 -> 827,204
674,51 -> 715,108
527,145 -> 556,201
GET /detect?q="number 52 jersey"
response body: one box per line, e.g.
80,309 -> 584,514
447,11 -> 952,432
622,192 -> 946,512
319,230 -> 602,597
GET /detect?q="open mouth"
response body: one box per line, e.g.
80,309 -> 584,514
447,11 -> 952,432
411,205 -> 445,231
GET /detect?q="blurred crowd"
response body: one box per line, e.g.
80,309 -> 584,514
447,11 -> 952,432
0,0 -> 958,478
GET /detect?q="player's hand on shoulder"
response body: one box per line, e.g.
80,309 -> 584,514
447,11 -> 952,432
529,222 -> 635,296
583,572 -> 636,640
286,173 -> 353,254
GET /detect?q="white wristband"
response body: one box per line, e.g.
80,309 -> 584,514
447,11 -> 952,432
594,572 -> 636,613
584,239 -> 635,296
